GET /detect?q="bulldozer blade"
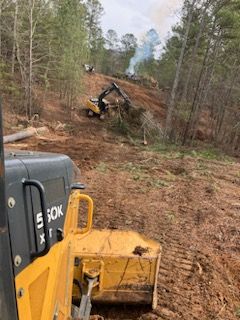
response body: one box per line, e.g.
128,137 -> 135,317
72,230 -> 161,308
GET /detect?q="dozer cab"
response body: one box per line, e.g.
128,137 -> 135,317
0,102 -> 161,320
86,82 -> 132,119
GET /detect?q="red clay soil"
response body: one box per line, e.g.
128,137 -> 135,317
4,75 -> 240,320
80,73 -> 167,119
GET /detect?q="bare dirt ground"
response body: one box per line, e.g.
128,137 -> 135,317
4,73 -> 240,320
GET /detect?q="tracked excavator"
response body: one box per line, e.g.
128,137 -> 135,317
0,101 -> 161,320
86,82 -> 132,119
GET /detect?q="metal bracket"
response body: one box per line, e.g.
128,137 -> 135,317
77,277 -> 98,320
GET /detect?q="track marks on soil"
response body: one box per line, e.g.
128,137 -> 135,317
151,240 -> 204,320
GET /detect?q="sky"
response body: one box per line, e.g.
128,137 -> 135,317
100,0 -> 184,45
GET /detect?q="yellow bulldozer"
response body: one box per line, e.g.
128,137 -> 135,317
0,101 -> 161,320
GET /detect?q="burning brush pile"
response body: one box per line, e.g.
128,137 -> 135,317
114,73 -> 158,89
113,29 -> 160,89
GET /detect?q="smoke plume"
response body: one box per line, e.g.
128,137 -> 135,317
150,0 -> 184,39
126,29 -> 160,75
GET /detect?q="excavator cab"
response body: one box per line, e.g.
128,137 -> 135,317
0,101 -> 161,320
86,82 -> 132,119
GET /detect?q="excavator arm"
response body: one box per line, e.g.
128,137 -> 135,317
98,82 -> 132,113
86,82 -> 132,118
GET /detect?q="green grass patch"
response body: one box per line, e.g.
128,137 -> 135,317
121,162 -> 147,174
96,162 -> 108,173
110,117 -> 131,136
163,170 -> 177,182
120,162 -> 170,188
121,162 -> 150,182
235,307 -> 240,317
189,148 -> 232,161
149,179 -> 169,188
147,142 -> 235,162
148,142 -> 179,154
166,211 -> 178,224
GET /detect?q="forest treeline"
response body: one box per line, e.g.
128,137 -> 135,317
161,0 -> 240,153
0,0 -> 239,154
0,0 -> 138,117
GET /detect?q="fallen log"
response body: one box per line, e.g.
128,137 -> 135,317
3,127 -> 48,144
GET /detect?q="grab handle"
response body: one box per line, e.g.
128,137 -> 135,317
76,194 -> 93,234
22,179 -> 50,258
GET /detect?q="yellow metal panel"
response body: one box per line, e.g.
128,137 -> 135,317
29,269 -> 49,320
73,230 -> 160,257
15,236 -> 76,320
73,229 -> 161,307
15,190 -> 82,320
86,100 -> 100,114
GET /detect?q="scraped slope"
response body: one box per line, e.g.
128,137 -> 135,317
80,73 -> 167,120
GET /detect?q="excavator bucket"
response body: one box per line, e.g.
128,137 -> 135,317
72,229 -> 161,308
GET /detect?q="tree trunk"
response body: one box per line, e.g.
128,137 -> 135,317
164,0 -> 196,139
28,0 -> 34,120
11,0 -> 18,74
4,127 -> 48,144
182,22 -> 220,145
182,36 -> 211,145
181,0 -> 211,103
215,64 -> 240,141
0,1 -> 2,58
191,28 -> 222,142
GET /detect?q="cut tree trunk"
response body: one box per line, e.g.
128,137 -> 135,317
3,127 -> 48,144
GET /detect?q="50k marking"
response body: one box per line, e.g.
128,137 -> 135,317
36,204 -> 64,230
36,205 -> 64,245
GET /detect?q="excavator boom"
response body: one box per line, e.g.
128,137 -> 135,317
98,82 -> 132,110
86,82 -> 132,117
